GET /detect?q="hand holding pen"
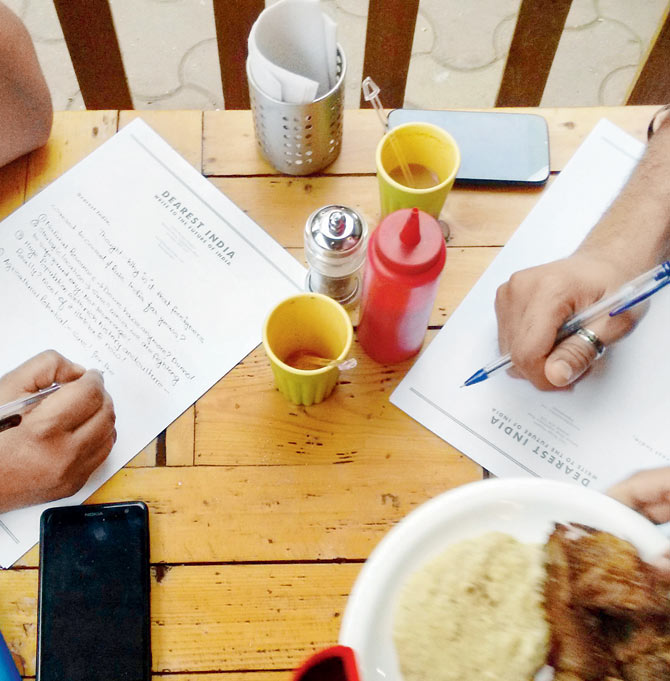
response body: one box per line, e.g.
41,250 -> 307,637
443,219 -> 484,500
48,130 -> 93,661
0,351 -> 116,513
466,258 -> 670,390
0,383 -> 61,431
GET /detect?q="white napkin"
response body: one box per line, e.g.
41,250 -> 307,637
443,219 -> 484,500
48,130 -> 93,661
248,0 -> 338,104
323,12 -> 337,90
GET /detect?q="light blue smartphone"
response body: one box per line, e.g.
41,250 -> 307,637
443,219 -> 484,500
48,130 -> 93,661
388,108 -> 550,186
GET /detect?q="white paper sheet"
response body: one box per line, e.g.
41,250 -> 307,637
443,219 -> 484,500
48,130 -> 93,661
392,119 -> 670,492
0,118 -> 305,566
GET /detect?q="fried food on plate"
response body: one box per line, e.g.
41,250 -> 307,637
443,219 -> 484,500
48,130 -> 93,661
545,523 -> 670,681
391,523 -> 670,681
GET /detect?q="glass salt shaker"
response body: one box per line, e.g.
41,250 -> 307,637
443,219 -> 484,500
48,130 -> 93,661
304,205 -> 368,307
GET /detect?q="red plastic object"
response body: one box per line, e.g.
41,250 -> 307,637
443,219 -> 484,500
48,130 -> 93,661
358,207 -> 446,363
293,645 -> 361,681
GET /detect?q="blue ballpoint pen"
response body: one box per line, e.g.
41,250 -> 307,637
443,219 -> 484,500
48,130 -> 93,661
462,260 -> 670,387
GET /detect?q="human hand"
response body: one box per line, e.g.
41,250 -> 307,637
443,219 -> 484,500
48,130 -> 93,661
608,468 -> 670,576
608,468 -> 670,525
494,253 -> 640,390
0,350 -> 116,512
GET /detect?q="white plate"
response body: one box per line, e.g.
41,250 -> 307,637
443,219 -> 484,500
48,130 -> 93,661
339,478 -> 670,681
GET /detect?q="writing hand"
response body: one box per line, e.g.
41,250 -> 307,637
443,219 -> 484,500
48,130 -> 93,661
494,254 -> 640,390
0,350 -> 116,512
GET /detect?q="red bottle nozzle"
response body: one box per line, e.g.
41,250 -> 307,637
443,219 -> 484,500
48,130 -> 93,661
399,207 -> 421,247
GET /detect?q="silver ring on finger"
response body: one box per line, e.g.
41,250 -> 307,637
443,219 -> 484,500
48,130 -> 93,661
575,327 -> 606,359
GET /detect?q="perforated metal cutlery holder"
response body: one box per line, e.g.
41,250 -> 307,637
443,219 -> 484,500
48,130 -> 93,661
247,47 -> 345,176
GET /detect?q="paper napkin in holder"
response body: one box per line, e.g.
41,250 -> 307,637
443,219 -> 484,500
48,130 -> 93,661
247,0 -> 338,105
246,0 -> 345,175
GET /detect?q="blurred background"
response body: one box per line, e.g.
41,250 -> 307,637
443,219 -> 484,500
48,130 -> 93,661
4,0 -> 668,111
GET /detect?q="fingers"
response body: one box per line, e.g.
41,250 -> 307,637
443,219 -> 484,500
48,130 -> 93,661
496,267 -> 576,390
543,336 -> 596,388
495,255 -> 645,390
0,360 -> 116,510
608,468 -> 670,523
70,388 -> 116,453
544,309 -> 639,387
36,392 -> 115,500
0,350 -> 85,396
37,369 -> 107,432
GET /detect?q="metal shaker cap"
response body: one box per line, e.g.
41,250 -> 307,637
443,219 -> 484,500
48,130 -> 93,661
306,205 -> 366,260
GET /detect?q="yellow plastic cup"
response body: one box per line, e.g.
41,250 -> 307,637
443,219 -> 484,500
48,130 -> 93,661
262,293 -> 354,406
376,121 -> 461,219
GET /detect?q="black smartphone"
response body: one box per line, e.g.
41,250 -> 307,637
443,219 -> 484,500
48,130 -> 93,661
387,108 -> 550,186
37,501 -> 151,681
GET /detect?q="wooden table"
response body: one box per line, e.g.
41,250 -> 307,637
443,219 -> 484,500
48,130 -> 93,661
0,106 -> 658,679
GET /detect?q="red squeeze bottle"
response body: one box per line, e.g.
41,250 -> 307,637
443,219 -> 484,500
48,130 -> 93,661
358,207 -> 446,363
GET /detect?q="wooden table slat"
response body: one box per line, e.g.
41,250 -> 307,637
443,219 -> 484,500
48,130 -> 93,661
202,106 -> 657,177
128,438 -> 159,467
209,175 -> 547,249
0,564 -> 358,676
13,453 -> 480,567
166,406 -> 196,466
194,331 -> 481,465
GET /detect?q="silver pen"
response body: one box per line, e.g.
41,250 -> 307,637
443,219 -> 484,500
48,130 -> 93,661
462,261 -> 670,387
0,383 -> 61,429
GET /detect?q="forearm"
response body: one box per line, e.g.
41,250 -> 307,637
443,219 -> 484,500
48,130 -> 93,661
578,115 -> 670,275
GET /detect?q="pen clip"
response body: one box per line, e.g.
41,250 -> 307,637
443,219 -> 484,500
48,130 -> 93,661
609,277 -> 670,316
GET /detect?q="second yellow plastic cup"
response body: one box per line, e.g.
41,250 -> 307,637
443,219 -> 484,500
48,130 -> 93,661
376,121 -> 461,219
262,293 -> 353,406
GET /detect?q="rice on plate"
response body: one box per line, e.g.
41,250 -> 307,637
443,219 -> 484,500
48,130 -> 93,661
393,532 -> 548,681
